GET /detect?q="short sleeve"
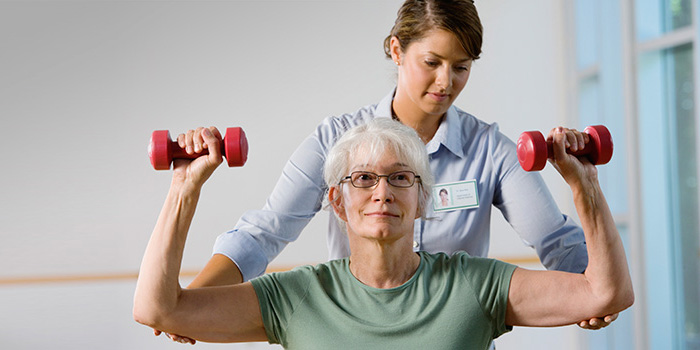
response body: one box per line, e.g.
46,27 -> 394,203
457,254 -> 517,339
250,266 -> 314,344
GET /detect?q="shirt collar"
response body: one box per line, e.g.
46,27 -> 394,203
425,106 -> 464,158
377,89 -> 465,158
375,90 -> 395,119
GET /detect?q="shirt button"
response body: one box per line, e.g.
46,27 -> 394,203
413,241 -> 419,248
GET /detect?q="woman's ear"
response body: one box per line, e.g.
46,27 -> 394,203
328,186 -> 347,222
415,194 -> 424,220
390,36 -> 402,65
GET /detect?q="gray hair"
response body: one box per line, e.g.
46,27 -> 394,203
324,118 -> 434,220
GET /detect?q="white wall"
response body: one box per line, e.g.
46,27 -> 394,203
0,1 -> 585,349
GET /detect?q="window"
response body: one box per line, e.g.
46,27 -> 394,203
571,0 -> 700,349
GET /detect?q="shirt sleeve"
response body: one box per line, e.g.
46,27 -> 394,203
212,121 -> 334,281
250,266 -> 314,345
458,254 -> 517,339
490,129 -> 588,273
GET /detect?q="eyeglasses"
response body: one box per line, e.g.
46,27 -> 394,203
340,171 -> 420,188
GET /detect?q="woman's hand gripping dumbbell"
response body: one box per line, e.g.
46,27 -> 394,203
517,125 -> 613,171
148,127 -> 248,170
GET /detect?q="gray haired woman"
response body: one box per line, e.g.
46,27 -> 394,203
134,119 -> 633,349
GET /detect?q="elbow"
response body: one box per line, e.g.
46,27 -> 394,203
620,286 -> 635,311
599,284 -> 635,315
132,295 -> 173,330
132,282 -> 183,329
132,301 -> 161,329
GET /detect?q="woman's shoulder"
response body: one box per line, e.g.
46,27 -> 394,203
318,102 -> 382,131
419,251 -> 514,271
450,105 -> 505,139
310,101 -> 388,148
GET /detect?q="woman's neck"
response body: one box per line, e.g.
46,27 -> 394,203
347,236 -> 421,289
391,95 -> 444,144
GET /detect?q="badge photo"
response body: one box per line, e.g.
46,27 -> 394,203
432,180 -> 479,212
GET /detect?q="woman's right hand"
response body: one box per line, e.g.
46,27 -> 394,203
546,127 -> 598,189
171,127 -> 224,190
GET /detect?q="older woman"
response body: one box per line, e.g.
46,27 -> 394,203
134,119 -> 633,349
163,0 -> 610,343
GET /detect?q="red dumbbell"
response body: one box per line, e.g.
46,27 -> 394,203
516,125 -> 613,172
148,127 -> 248,170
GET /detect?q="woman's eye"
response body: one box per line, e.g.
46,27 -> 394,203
425,60 -> 439,67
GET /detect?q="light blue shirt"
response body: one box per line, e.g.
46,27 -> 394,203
214,90 -> 588,281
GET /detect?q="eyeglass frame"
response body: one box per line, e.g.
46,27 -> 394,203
339,170 -> 421,188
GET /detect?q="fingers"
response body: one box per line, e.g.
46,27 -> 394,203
177,127 -> 222,155
201,127 -> 222,160
546,127 -> 596,185
171,127 -> 224,183
168,333 -> 196,345
154,330 -> 196,345
546,127 -> 590,151
549,127 -> 570,163
547,126 -> 594,166
565,128 -> 586,152
604,313 -> 619,325
577,313 -> 619,330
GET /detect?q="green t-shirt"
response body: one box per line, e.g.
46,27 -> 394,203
251,251 -> 516,350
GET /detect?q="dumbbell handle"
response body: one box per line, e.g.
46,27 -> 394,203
517,125 -> 613,171
149,127 -> 248,170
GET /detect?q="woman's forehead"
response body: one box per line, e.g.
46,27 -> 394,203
348,145 -> 408,169
349,161 -> 411,172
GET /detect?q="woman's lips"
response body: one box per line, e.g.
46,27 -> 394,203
365,211 -> 400,217
427,92 -> 449,102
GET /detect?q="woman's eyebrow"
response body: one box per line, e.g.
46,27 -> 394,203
426,51 -> 472,63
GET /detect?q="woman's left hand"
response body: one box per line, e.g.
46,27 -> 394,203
153,329 -> 196,345
578,313 -> 619,330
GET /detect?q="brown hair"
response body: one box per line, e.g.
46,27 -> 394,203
383,0 -> 483,60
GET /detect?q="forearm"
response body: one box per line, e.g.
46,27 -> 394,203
187,254 -> 243,288
573,180 -> 634,313
134,181 -> 201,327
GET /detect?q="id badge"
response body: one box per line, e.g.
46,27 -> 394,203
432,179 -> 479,212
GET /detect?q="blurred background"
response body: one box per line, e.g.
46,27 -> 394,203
0,0 -> 698,349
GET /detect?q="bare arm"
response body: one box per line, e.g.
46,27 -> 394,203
505,127 -> 634,327
188,254 -> 244,287
133,127 -> 266,342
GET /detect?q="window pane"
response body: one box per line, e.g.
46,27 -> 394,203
665,0 -> 692,31
637,42 -> 700,349
574,0 -> 600,70
667,43 -> 700,349
638,48 -> 677,349
636,0 -> 692,41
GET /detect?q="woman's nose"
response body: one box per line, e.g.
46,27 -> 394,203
371,178 -> 394,202
436,66 -> 453,91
